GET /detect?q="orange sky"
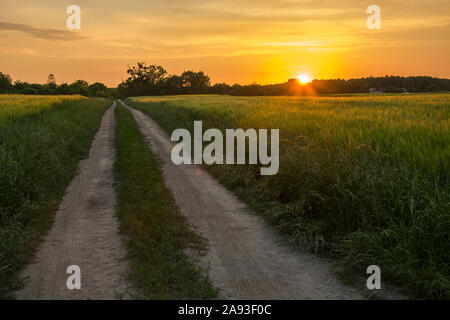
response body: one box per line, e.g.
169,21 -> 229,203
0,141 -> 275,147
0,0 -> 449,87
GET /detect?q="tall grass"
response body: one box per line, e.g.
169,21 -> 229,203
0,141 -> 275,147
126,94 -> 450,299
0,95 -> 109,298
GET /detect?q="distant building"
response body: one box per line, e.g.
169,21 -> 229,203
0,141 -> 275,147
369,88 -> 383,93
370,87 -> 410,94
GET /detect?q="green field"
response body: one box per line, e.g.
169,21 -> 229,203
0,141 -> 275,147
0,95 -> 109,298
126,94 -> 450,299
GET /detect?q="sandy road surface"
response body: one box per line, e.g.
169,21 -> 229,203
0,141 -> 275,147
121,100 -> 364,299
16,103 -> 129,299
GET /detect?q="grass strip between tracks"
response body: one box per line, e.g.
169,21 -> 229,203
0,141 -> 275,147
114,104 -> 217,299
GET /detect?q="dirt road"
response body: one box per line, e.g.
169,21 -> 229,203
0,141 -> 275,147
121,100 -> 364,299
16,103 -> 129,299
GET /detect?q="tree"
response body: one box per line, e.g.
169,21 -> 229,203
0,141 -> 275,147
403,78 -> 415,92
0,72 -> 12,93
57,83 -> 71,95
120,62 -> 167,96
69,80 -> 89,96
22,86 -> 39,95
181,70 -> 210,93
45,74 -> 57,94
47,74 -> 56,86
210,83 -> 231,94
88,82 -> 108,97
344,79 -> 369,93
127,62 -> 167,85
163,75 -> 183,94
385,85 -> 402,93
13,80 -> 27,93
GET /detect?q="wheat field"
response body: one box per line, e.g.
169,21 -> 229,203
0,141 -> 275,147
127,93 -> 450,299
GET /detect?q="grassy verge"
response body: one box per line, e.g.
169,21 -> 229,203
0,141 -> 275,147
113,105 -> 217,299
0,97 -> 110,299
125,95 -> 449,299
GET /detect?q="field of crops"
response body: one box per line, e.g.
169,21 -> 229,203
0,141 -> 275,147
0,95 -> 109,298
0,95 -> 85,121
126,94 -> 450,299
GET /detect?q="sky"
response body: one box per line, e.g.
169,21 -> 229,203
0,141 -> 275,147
0,0 -> 449,87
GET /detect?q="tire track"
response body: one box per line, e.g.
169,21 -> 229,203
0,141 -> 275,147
16,102 -> 130,299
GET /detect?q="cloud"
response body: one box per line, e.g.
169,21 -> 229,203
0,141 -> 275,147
0,21 -> 85,41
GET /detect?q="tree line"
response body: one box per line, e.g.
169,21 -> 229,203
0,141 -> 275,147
118,63 -> 450,97
217,76 -> 450,96
0,73 -> 117,98
1,62 -> 450,98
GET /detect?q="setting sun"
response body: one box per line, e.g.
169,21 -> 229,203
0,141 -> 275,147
297,73 -> 311,84
298,74 -> 311,84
